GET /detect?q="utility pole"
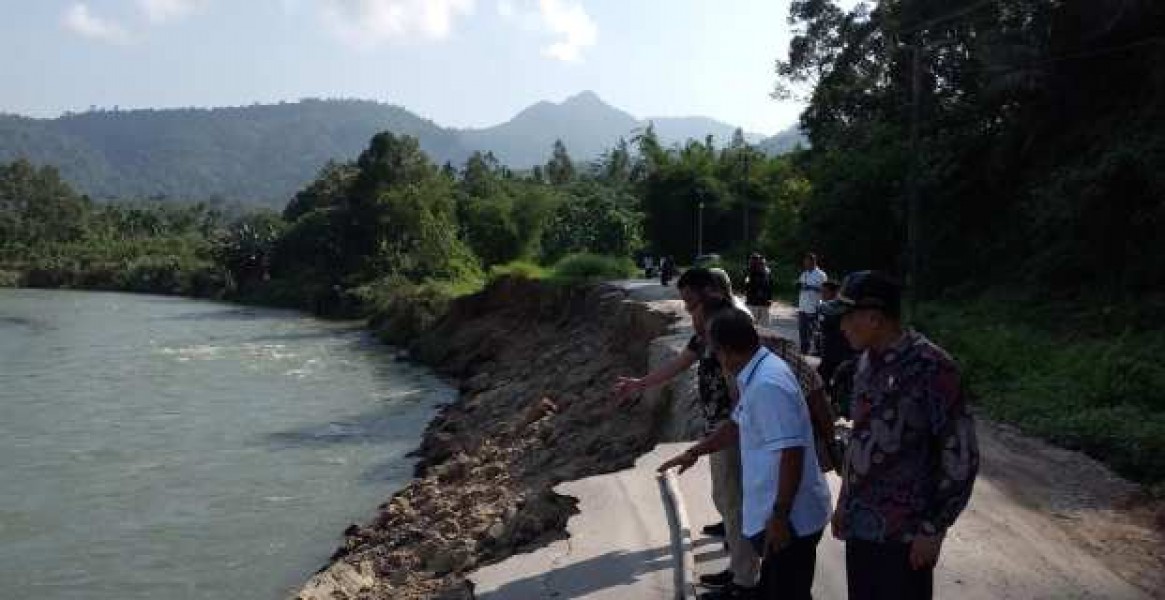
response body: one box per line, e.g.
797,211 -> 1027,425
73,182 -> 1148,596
697,197 -> 705,258
742,152 -> 750,249
906,41 -> 923,319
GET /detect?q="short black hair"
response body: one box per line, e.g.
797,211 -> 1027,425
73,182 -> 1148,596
709,309 -> 759,354
676,267 -> 715,292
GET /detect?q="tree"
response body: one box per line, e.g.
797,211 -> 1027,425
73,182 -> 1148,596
214,210 -> 285,293
541,183 -> 642,262
0,159 -> 87,252
772,0 -> 1165,291
545,139 -> 575,185
599,137 -> 632,185
283,161 -> 358,222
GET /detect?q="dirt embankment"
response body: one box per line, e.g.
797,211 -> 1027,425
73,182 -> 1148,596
294,279 -> 683,600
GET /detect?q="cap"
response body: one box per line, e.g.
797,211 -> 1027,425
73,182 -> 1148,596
837,270 -> 902,316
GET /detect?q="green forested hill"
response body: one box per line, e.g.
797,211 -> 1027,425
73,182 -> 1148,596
0,99 -> 462,205
0,94 -> 789,205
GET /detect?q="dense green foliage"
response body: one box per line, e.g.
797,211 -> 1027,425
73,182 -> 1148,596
1,119 -> 812,309
775,0 -> 1165,294
0,159 -> 229,296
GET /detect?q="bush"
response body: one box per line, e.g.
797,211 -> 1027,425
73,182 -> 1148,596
488,260 -> 549,282
358,277 -> 484,345
916,298 -> 1165,483
550,253 -> 637,283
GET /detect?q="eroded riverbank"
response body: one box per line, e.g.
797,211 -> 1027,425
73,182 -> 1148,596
296,279 -> 688,599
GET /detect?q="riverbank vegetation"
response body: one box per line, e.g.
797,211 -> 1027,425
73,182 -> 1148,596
1,121 -> 811,316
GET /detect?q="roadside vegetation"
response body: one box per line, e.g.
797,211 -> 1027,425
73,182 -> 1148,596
917,297 -> 1165,483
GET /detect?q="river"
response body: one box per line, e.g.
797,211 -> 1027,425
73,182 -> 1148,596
0,289 -> 452,599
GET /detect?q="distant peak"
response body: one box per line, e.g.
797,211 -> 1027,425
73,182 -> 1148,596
562,90 -> 605,106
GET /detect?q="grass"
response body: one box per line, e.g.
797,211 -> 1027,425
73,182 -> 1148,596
358,275 -> 487,345
915,296 -> 1165,484
548,253 -> 638,284
361,253 -> 637,343
488,260 -> 550,282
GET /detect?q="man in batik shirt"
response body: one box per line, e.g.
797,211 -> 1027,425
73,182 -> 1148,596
831,271 -> 979,600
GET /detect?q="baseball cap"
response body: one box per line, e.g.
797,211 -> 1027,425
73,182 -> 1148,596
836,270 -> 902,317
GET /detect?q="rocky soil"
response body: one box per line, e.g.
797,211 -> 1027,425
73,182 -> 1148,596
295,279 -> 681,599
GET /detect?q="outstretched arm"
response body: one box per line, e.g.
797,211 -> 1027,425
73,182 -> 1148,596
657,420 -> 739,474
612,348 -> 698,404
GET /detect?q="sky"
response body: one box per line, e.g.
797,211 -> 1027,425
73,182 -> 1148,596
0,0 -> 825,135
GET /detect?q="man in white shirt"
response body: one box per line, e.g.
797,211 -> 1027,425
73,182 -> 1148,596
660,310 -> 832,599
797,253 -> 828,354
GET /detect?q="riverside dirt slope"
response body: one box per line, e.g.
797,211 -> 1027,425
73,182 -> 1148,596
294,279 -> 684,599
294,278 -> 1164,599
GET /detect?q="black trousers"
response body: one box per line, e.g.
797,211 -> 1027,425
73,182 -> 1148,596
797,312 -> 816,354
748,528 -> 824,599
846,539 -> 934,600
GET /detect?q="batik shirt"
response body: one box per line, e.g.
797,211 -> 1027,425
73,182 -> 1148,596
687,334 -> 733,435
840,330 -> 979,543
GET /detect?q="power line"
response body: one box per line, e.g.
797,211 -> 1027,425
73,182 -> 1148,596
983,35 -> 1165,73
898,0 -> 999,35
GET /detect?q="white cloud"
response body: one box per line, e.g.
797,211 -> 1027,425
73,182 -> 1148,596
137,0 -> 208,23
321,0 -> 476,48
496,0 -> 515,19
496,0 -> 597,62
537,0 -> 596,62
62,3 -> 133,45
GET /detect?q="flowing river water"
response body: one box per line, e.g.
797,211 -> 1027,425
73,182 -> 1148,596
0,289 -> 453,599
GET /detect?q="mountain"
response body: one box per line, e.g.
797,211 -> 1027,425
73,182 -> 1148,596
0,99 -> 463,205
459,91 -> 640,168
0,93 -> 773,204
758,125 -> 808,155
458,91 -> 765,167
648,116 -> 766,148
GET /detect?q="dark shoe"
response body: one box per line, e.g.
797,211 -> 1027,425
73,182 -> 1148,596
698,582 -> 757,599
698,569 -> 734,588
702,521 -> 726,537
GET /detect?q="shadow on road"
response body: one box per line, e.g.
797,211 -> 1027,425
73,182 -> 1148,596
479,546 -> 672,599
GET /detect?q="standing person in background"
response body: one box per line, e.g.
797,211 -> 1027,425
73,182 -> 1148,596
796,253 -> 828,355
743,253 -> 774,327
661,256 -> 676,287
816,281 -> 854,401
831,271 -> 979,600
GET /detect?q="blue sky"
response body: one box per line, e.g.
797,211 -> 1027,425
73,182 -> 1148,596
1,1 -> 827,134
